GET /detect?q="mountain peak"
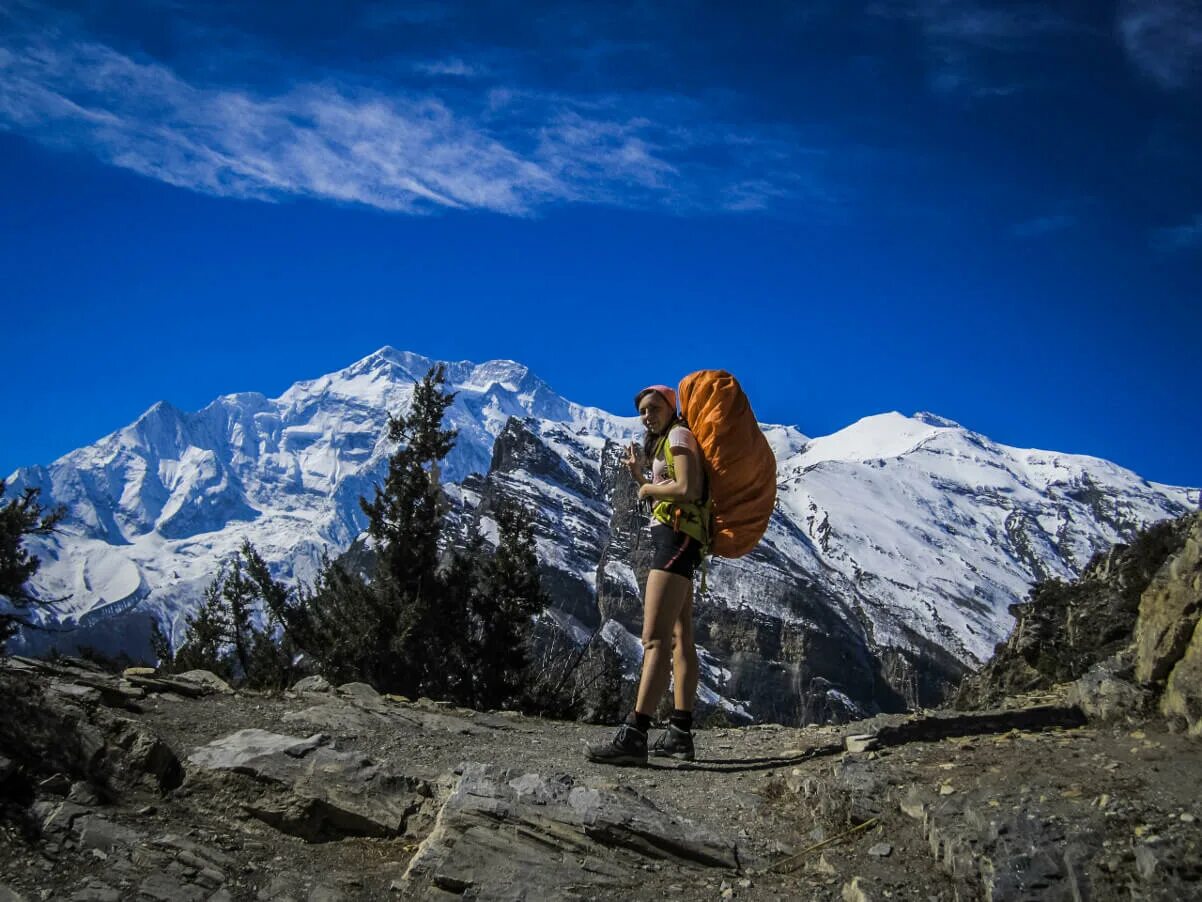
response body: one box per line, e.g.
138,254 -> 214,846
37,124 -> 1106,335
350,347 -> 432,379
913,411 -> 963,429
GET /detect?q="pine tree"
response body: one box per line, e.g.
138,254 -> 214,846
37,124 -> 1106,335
159,540 -> 295,688
260,367 -> 550,709
168,574 -> 234,678
0,480 -> 65,647
471,498 -> 549,709
268,365 -> 460,696
359,364 -> 458,692
273,551 -> 380,686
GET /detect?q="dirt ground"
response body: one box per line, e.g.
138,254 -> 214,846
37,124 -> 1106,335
2,670 -> 1201,900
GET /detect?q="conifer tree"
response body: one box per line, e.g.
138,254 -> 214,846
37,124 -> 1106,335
471,498 -> 549,709
361,365 -> 458,687
0,480 -> 65,647
268,366 -> 460,695
158,539 -> 295,688
271,551 -> 380,685
168,574 -> 234,679
263,367 -> 551,708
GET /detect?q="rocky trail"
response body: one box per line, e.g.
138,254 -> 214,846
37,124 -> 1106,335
2,656 -> 1200,901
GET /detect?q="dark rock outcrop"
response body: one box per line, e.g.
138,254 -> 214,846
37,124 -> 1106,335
0,660 -> 183,801
955,513 -> 1198,712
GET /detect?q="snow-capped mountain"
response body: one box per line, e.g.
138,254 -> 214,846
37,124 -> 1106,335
4,348 -> 1197,722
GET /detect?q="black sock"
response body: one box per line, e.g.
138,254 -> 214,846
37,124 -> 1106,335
670,709 -> 693,733
627,712 -> 653,734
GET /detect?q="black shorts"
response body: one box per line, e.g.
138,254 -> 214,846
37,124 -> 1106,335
649,524 -> 703,580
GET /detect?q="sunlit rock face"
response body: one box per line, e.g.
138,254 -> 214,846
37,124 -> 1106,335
4,349 -> 1197,723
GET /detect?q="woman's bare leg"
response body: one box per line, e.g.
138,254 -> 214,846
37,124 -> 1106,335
672,593 -> 699,712
635,569 -> 693,717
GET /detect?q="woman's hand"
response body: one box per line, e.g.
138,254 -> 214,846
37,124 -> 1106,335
625,442 -> 645,482
637,482 -> 653,500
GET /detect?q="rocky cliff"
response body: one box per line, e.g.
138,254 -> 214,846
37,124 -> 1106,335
956,511 -> 1202,737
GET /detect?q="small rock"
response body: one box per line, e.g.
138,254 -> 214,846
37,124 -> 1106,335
292,675 -> 332,693
738,879 -> 752,889
68,881 -> 119,902
68,782 -> 101,806
1135,845 -> 1159,880
939,783 -> 955,796
76,816 -> 142,853
175,671 -> 234,694
842,876 -> 873,902
867,843 -> 892,858
336,681 -> 380,704
139,873 -> 206,902
808,853 -> 837,876
122,667 -> 157,677
1181,813 -> 1197,824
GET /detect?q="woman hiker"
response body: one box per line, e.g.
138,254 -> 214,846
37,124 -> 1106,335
585,384 -> 707,766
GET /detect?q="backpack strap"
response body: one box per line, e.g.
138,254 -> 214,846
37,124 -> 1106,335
651,427 -> 712,564
658,428 -> 710,505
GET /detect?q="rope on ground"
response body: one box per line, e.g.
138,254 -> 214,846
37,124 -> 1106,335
766,817 -> 881,874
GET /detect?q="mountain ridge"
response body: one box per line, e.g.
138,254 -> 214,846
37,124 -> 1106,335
3,348 -> 1197,722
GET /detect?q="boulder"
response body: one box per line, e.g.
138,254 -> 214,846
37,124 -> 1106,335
402,763 -> 741,898
0,669 -> 182,796
174,670 -> 234,694
1067,654 -> 1153,722
290,675 -> 332,693
1161,617 -> 1202,735
1135,515 -> 1202,684
335,682 -> 380,705
186,729 -> 433,841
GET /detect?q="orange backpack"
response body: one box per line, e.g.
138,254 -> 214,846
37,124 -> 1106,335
677,370 -> 776,558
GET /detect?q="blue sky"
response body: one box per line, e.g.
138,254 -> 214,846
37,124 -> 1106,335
2,0 -> 1200,487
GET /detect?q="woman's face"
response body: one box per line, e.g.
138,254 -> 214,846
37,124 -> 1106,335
637,392 -> 673,434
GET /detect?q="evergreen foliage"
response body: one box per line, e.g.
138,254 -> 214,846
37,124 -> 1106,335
471,498 -> 550,709
157,539 -> 295,689
264,365 -> 551,709
0,480 -> 65,647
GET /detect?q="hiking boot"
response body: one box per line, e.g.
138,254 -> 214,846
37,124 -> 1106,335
652,724 -> 695,761
584,723 -> 648,766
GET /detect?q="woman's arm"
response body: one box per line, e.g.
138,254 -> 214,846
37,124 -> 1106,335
638,447 -> 701,503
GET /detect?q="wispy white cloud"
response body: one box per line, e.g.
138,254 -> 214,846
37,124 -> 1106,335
1152,214 -> 1202,252
413,57 -> 487,78
906,0 -> 1080,47
1117,0 -> 1202,90
0,22 -> 816,218
870,0 -> 1092,99
1011,213 -> 1076,239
